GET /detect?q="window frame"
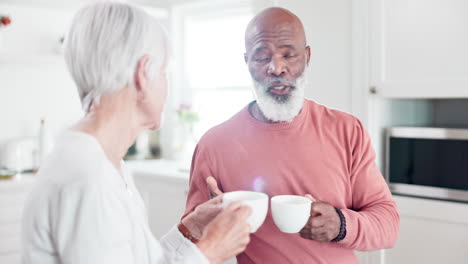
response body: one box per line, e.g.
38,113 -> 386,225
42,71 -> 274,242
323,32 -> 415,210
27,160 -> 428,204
160,0 -> 254,159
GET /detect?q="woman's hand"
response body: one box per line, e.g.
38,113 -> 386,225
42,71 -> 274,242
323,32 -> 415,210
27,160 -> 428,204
181,195 -> 223,239
196,202 -> 251,264
181,176 -> 225,238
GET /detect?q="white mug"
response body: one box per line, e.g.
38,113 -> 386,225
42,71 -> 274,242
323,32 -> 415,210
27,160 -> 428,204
222,191 -> 269,233
271,195 -> 312,233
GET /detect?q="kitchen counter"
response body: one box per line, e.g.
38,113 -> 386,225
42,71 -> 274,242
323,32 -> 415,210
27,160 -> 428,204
0,160 -> 191,188
126,159 -> 190,184
0,173 -> 36,190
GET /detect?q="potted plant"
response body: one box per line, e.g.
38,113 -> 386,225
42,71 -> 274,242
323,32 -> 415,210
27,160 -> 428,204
174,103 -> 199,161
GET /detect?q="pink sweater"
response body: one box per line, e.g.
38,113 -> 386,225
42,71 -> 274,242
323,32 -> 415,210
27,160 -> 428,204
184,99 -> 400,264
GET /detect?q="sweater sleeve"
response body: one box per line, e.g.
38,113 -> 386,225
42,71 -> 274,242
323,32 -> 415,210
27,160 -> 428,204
183,143 -> 215,218
337,119 -> 400,251
158,226 -> 210,264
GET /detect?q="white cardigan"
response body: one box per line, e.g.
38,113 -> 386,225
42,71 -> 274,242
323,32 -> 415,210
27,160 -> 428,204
21,130 -> 209,264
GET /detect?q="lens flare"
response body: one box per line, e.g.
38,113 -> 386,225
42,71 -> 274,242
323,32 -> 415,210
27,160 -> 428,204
253,177 -> 266,193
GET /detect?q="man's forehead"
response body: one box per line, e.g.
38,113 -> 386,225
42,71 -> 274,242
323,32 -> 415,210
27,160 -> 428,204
245,7 -> 306,51
246,23 -> 304,50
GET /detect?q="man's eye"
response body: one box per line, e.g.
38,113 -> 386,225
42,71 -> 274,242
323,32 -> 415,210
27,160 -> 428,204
285,54 -> 297,59
254,57 -> 270,63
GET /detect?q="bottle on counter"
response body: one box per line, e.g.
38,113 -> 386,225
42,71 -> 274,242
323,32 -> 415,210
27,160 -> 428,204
38,119 -> 53,167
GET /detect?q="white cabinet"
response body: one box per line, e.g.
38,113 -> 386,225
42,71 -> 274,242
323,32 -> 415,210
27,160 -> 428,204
0,175 -> 35,264
369,0 -> 468,98
385,195 -> 468,264
133,171 -> 189,239
355,195 -> 468,264
128,160 -> 191,239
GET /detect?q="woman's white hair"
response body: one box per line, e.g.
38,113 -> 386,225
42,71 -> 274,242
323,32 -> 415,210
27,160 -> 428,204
64,1 -> 168,112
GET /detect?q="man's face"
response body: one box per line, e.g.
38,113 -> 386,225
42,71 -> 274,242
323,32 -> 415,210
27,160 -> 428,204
245,21 -> 310,122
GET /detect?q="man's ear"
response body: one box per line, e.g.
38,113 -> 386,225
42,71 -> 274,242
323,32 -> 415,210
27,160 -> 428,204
244,52 -> 248,64
305,46 -> 311,65
135,55 -> 151,94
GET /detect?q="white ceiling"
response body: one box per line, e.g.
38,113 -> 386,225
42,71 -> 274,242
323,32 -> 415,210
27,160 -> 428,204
0,0 -> 214,9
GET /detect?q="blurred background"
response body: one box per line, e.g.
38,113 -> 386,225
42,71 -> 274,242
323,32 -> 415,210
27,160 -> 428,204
1,0 -> 468,263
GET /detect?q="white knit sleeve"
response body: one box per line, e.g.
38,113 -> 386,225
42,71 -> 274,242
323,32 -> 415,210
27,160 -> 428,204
158,225 -> 210,264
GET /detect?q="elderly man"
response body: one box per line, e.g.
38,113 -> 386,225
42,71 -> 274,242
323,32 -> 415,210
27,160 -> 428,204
184,7 -> 400,263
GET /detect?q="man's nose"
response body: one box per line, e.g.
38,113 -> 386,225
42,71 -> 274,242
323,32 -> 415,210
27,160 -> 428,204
267,56 -> 287,77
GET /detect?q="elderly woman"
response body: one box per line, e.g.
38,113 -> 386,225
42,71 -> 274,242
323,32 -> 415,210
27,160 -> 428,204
21,2 -> 251,264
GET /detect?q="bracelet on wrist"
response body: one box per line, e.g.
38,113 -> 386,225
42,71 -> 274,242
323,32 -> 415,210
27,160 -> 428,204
178,222 -> 199,243
331,208 -> 347,242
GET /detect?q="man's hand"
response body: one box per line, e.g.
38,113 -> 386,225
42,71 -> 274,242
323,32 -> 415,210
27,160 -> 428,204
207,176 -> 223,198
299,194 -> 341,243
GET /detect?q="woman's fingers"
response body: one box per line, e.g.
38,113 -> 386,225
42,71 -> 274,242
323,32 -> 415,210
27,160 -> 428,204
225,201 -> 244,211
235,205 -> 252,219
206,176 -> 223,197
204,194 -> 223,207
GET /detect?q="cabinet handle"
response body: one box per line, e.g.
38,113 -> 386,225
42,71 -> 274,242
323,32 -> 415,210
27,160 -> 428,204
369,86 -> 377,94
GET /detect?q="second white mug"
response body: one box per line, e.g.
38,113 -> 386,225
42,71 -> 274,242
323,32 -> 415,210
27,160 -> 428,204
271,195 -> 312,233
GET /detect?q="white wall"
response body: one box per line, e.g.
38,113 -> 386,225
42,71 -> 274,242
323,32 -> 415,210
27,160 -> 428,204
275,0 -> 352,113
0,2 -> 168,146
0,3 -> 82,143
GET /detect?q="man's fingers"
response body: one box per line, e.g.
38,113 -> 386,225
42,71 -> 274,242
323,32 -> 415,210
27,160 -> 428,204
299,230 -> 329,243
301,221 -> 327,235
310,202 -> 325,217
305,194 -> 317,202
309,215 -> 326,228
207,176 -> 223,197
310,226 -> 327,235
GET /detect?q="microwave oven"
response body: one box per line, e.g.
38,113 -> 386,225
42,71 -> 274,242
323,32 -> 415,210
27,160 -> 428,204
386,127 -> 468,203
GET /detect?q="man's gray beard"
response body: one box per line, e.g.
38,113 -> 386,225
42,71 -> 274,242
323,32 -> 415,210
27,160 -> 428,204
252,73 -> 306,123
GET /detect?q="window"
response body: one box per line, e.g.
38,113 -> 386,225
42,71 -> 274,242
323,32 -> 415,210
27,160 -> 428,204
180,5 -> 254,140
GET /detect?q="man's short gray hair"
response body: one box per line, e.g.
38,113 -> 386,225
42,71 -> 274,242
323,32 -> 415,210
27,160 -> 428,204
65,2 -> 167,112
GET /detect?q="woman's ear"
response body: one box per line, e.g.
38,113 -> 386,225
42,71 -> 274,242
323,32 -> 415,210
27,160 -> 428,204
135,55 -> 151,94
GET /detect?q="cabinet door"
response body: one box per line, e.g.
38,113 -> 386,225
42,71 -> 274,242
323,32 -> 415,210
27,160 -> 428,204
134,176 -> 189,239
386,216 -> 468,263
370,0 -> 468,98
0,178 -> 35,264
385,196 -> 468,263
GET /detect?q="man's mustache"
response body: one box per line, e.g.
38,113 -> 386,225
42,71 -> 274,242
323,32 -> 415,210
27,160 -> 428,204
260,78 -> 296,89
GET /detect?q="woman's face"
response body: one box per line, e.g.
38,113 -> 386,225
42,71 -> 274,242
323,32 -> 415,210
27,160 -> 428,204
146,66 -> 168,130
